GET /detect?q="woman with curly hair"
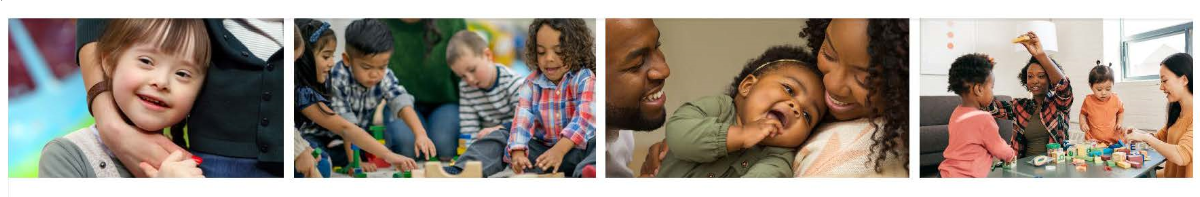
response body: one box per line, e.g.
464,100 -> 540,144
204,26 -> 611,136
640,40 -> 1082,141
987,31 -> 1072,160
793,19 -> 909,177
506,19 -> 597,177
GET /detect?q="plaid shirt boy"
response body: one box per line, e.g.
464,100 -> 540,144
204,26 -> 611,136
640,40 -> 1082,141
505,68 -> 596,160
327,61 -> 416,129
987,77 -> 1074,158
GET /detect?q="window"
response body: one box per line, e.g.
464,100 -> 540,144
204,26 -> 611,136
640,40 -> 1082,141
1120,20 -> 1192,81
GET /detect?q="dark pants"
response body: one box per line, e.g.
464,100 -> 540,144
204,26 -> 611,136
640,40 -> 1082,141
519,138 -> 597,178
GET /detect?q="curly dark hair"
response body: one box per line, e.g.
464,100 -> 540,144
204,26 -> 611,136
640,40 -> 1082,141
801,19 -> 909,173
1088,60 -> 1115,86
947,53 -> 994,95
1017,56 -> 1063,89
726,45 -> 819,98
524,19 -> 595,73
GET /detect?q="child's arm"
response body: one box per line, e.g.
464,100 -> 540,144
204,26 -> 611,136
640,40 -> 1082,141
301,103 -> 418,171
1080,108 -> 1093,140
79,41 -> 185,178
1115,96 -> 1126,140
976,114 -> 1015,161
295,146 -> 317,178
458,89 -> 482,137
379,69 -> 436,160
741,147 -> 797,178
665,96 -> 778,163
506,83 -> 537,173
38,138 -> 90,178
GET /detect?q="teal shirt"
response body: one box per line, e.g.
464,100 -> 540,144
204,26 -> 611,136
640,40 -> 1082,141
657,95 -> 796,178
384,19 -> 466,105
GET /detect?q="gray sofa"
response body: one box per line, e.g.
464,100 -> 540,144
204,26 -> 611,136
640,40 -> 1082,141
919,95 -> 1014,178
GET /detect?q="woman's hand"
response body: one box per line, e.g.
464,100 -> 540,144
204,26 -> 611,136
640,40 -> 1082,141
1124,128 -> 1153,142
414,136 -> 438,160
1017,31 -> 1045,56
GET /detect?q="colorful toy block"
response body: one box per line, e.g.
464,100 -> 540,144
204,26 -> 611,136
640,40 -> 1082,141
1117,161 -> 1131,169
1113,152 -> 1127,163
1130,161 -> 1143,168
1075,165 -> 1087,171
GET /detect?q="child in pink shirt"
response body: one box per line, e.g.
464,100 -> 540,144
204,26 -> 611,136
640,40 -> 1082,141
939,54 -> 1016,178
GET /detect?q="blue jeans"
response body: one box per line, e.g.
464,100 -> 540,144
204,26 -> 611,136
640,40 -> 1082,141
194,152 -> 280,177
385,103 -> 461,161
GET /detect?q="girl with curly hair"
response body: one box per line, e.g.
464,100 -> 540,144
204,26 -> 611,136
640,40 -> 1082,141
506,19 -> 598,177
793,19 -> 909,177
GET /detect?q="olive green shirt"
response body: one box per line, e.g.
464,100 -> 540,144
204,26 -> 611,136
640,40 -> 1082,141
656,95 -> 796,178
384,19 -> 466,105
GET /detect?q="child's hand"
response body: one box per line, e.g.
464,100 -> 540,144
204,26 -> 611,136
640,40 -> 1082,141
361,161 -> 378,172
536,141 -> 574,173
639,140 -> 668,177
1080,122 -> 1091,133
139,150 -> 204,178
735,118 -> 783,149
414,136 -> 437,160
384,153 -> 418,172
510,150 -> 531,174
296,148 -> 318,178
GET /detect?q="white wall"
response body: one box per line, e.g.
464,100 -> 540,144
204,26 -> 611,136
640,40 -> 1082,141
919,19 -> 1168,143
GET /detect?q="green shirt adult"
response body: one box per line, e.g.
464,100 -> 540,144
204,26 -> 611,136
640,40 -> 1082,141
384,19 -> 465,105
656,95 -> 796,178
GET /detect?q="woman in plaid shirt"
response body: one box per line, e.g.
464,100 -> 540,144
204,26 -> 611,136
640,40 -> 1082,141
505,19 -> 597,178
987,32 -> 1074,158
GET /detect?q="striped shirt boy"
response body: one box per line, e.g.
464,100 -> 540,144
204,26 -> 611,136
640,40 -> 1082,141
458,64 -> 526,138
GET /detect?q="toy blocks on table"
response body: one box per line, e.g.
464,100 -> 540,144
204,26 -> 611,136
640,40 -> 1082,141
1130,161 -> 1143,168
1128,154 -> 1144,163
1112,152 -> 1127,163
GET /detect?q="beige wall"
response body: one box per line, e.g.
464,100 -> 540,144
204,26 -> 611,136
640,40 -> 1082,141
627,19 -> 810,174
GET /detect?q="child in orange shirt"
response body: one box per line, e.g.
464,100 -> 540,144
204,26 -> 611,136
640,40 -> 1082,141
1080,61 -> 1124,144
939,54 -> 1016,178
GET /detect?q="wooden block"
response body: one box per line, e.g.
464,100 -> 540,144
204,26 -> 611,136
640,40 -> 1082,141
1075,165 -> 1087,171
1117,161 -> 1131,169
422,161 -> 482,178
1113,152 -> 1127,163
1130,161 -> 1143,168
1128,154 -> 1144,163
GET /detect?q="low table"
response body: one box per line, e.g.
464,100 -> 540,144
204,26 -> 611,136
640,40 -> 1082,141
988,149 -> 1164,178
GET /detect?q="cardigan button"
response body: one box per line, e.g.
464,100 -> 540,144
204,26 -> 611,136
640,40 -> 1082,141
242,51 -> 250,57
261,92 -> 271,101
99,161 -> 107,169
260,118 -> 269,126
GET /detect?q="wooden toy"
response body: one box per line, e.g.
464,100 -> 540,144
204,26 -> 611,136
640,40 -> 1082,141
421,161 -> 482,178
1117,161 -> 1131,169
1112,152 -> 1127,163
1075,165 -> 1087,171
1072,158 -> 1086,165
1128,154 -> 1144,163
1107,160 -> 1116,167
1130,161 -> 1143,168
